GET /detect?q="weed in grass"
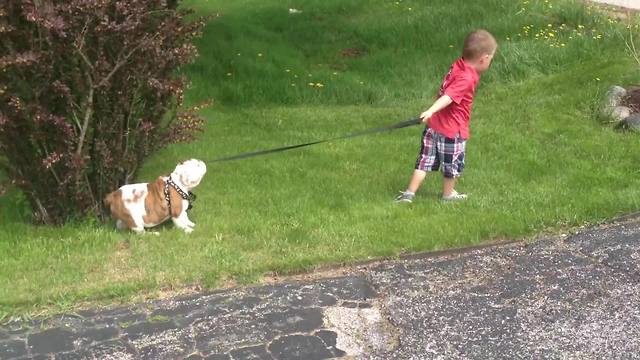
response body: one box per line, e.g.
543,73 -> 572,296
149,315 -> 170,323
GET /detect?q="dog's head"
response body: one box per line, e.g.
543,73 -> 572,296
172,159 -> 207,190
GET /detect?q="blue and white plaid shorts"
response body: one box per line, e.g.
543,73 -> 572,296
414,128 -> 466,178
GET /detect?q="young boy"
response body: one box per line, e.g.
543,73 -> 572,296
395,29 -> 497,203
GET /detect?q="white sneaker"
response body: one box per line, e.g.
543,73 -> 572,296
395,191 -> 415,203
442,190 -> 467,201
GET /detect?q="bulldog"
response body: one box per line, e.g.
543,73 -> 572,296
104,159 -> 206,234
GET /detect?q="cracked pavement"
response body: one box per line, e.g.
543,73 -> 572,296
1,215 -> 640,359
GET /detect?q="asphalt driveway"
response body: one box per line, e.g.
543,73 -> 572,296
1,214 -> 640,359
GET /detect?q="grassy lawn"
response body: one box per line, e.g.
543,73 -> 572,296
2,0 -> 640,319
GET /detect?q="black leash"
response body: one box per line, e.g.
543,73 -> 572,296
207,117 -> 422,163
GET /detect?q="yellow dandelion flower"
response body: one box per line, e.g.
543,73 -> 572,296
258,53 -> 263,57
316,83 -> 324,87
285,69 -> 291,72
308,82 -> 315,86
595,77 -> 600,81
226,72 -> 232,76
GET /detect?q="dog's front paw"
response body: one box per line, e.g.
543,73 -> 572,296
132,227 -> 145,234
183,226 -> 194,234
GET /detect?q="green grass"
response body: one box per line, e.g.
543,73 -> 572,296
2,0 -> 640,319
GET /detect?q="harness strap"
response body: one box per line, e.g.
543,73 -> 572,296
164,176 -> 196,215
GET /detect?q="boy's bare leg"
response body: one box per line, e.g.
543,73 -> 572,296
407,169 -> 427,193
442,177 -> 456,197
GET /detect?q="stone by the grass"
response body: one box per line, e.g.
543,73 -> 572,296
609,105 -> 632,121
607,85 -> 627,107
602,86 -> 631,122
620,113 -> 640,131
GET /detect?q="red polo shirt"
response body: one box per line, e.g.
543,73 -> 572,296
428,58 -> 480,140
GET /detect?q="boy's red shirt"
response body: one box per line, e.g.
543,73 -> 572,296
428,58 -> 480,140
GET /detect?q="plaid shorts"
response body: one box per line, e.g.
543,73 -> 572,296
414,128 -> 466,178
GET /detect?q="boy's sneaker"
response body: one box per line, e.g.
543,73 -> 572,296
395,191 -> 415,203
442,190 -> 467,201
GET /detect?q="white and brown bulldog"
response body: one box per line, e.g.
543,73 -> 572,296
104,159 -> 207,234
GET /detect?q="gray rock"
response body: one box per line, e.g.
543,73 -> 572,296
602,86 -> 630,122
607,85 -> 627,107
608,105 -> 632,121
620,113 -> 640,131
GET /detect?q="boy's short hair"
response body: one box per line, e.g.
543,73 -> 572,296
462,30 -> 497,60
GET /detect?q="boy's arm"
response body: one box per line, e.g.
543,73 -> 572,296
420,95 -> 453,124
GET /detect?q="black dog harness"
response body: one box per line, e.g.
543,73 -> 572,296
163,176 -> 196,215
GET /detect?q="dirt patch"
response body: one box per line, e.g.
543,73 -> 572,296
115,240 -> 130,250
340,48 -> 367,58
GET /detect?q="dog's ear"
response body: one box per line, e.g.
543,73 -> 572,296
104,192 -> 114,207
151,177 -> 164,194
